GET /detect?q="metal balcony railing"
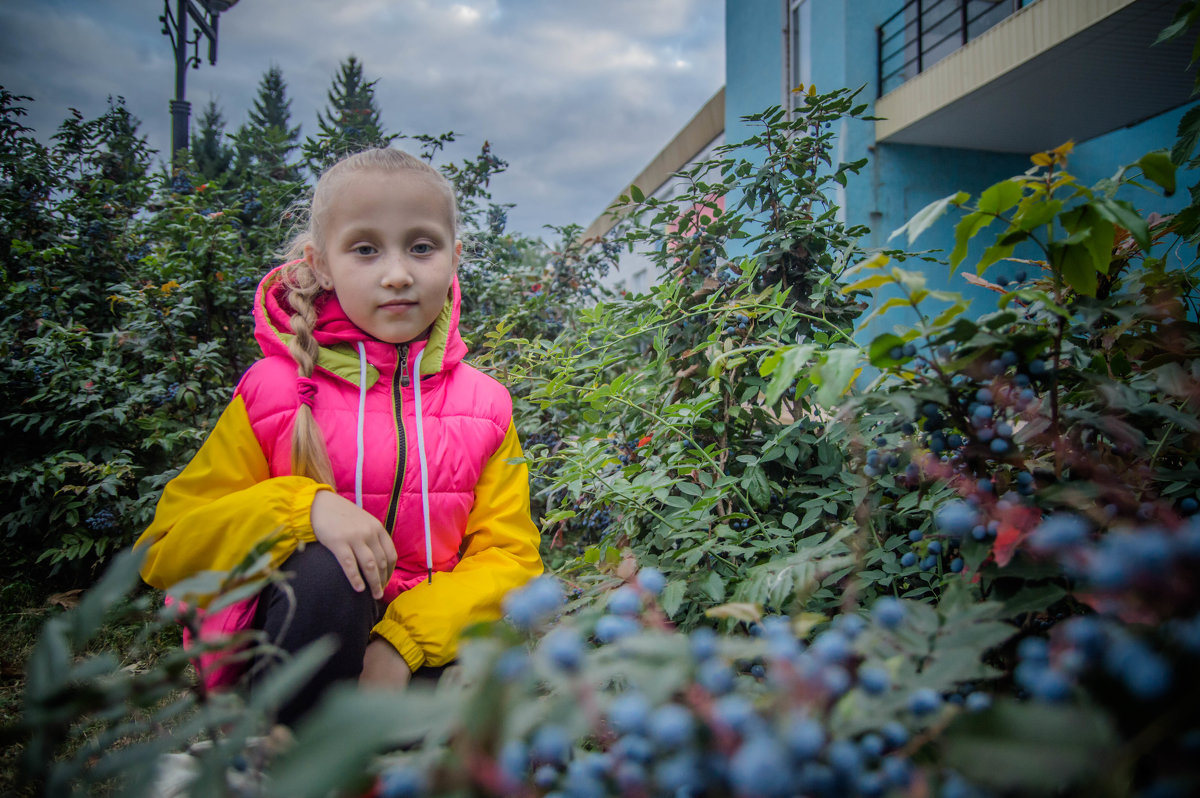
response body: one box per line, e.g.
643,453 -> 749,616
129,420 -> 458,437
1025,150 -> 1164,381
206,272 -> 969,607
877,0 -> 1033,97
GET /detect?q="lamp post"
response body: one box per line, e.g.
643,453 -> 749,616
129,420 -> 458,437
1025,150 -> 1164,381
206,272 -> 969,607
160,0 -> 239,168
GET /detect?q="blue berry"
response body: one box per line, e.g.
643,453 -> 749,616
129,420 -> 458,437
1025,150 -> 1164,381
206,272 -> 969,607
907,529 -> 923,543
872,598 -> 906,629
858,665 -> 890,695
379,767 -> 426,798
635,567 -> 666,595
541,627 -> 584,672
648,704 -> 694,750
690,627 -> 718,661
811,629 -> 852,664
529,724 -> 571,766
595,614 -> 639,643
731,735 -> 792,797
965,691 -> 992,712
784,717 -> 826,762
713,694 -> 758,735
880,721 -> 908,749
607,585 -> 642,616
935,501 -> 978,539
860,733 -> 886,760
697,657 -> 736,695
900,551 -> 917,568
494,647 -> 530,681
827,739 -> 863,774
608,692 -> 651,735
908,688 -> 942,716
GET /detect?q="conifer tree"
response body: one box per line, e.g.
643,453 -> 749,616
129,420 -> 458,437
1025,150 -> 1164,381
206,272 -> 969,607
190,99 -> 233,180
304,55 -> 395,172
234,64 -> 301,180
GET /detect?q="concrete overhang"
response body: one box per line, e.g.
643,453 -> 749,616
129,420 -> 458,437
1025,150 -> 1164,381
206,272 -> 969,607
875,0 -> 1197,152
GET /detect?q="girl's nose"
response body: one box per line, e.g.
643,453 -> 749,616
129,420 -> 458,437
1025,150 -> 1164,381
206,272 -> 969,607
380,255 -> 414,288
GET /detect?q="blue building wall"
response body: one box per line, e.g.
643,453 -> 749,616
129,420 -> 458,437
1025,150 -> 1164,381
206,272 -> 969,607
723,0 -> 1196,339
724,2 -> 784,149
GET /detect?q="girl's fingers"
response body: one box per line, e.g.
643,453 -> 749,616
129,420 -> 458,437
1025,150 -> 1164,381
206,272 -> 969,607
334,545 -> 366,593
353,541 -> 383,599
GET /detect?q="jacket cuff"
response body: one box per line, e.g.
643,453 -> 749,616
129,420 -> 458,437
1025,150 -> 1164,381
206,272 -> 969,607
372,617 -> 426,672
289,482 -> 332,544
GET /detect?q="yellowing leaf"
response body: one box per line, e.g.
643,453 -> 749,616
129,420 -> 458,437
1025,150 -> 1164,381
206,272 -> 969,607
842,273 -> 894,294
1031,152 -> 1054,167
1052,140 -> 1076,158
706,602 -> 763,624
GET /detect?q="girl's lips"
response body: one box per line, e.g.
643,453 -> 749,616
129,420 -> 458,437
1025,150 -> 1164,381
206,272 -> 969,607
380,300 -> 417,311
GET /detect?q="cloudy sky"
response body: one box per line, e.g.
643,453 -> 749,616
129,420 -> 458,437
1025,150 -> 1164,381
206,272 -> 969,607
0,0 -> 725,237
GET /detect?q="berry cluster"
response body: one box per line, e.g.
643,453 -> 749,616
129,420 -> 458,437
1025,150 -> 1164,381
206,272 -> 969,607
398,580 -> 999,798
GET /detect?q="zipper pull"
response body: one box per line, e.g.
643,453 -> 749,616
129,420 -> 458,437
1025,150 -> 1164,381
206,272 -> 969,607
399,345 -> 410,387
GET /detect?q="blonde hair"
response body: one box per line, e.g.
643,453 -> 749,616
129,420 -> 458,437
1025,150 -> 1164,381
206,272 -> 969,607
278,148 -> 459,485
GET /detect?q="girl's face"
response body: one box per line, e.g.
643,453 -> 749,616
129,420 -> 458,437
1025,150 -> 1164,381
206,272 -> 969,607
308,170 -> 461,345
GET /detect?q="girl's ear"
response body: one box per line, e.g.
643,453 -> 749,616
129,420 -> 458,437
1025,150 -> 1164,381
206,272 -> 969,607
305,243 -> 333,290
453,240 -> 463,271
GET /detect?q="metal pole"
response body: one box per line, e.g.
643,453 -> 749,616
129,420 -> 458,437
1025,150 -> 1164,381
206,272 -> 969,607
961,0 -> 969,46
170,0 -> 190,168
916,0 -> 924,75
877,24 -> 884,97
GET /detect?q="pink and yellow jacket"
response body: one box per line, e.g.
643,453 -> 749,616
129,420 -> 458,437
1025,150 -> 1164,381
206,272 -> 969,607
136,264 -> 542,677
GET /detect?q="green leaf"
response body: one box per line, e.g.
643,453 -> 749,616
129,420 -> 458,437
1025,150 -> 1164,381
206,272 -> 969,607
890,191 -> 969,245
1137,150 -> 1176,195
760,344 -> 816,406
629,184 -> 645,203
976,240 -> 1016,276
1057,242 -> 1098,296
976,178 -> 1023,216
950,211 -> 993,271
869,333 -> 905,368
1172,104 -> 1200,165
1091,197 -> 1150,252
742,465 -> 770,508
812,347 -> 859,409
268,686 -> 437,798
942,698 -> 1119,792
660,580 -> 687,617
1002,585 -> 1068,616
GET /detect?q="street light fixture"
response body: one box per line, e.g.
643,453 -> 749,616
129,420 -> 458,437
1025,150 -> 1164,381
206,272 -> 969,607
160,0 -> 240,168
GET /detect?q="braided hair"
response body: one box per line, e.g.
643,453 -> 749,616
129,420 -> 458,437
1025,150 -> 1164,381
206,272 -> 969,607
276,148 -> 459,485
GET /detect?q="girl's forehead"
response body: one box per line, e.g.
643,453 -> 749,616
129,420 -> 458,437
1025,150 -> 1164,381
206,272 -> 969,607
322,170 -> 456,228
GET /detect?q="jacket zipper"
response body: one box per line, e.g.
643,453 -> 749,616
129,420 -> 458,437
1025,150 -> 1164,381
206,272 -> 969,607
383,345 -> 408,532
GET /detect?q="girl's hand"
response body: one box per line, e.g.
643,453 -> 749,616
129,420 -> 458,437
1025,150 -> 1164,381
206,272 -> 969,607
360,638 -> 413,689
309,489 -> 397,599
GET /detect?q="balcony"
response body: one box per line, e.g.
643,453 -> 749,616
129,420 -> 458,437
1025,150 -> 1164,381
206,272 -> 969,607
874,0 -> 1198,152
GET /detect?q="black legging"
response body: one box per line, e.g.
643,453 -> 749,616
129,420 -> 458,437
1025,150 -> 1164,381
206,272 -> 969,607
248,543 -> 449,727
249,543 -> 378,726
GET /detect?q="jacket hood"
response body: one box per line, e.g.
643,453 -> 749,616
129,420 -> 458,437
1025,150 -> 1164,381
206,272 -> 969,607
252,261 -> 468,385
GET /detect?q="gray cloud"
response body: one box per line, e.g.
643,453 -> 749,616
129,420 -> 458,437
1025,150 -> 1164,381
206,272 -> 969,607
1,0 -> 723,238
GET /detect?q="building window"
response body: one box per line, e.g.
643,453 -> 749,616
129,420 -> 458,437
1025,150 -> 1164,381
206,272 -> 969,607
787,0 -> 811,108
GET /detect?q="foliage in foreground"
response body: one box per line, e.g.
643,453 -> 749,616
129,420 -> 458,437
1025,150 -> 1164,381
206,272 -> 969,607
6,71 -> 1200,797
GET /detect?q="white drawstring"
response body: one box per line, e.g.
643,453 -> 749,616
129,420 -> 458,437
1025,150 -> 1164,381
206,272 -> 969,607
354,342 -> 367,509
411,348 -> 434,582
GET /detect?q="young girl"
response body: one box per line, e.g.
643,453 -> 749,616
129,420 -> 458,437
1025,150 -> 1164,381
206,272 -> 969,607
135,148 -> 543,724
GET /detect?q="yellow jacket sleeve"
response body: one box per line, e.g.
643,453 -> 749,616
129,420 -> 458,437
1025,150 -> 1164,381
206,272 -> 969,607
372,420 -> 543,670
135,394 -> 329,592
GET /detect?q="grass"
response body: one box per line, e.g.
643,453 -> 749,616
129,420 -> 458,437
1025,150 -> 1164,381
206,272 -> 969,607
0,576 -> 188,796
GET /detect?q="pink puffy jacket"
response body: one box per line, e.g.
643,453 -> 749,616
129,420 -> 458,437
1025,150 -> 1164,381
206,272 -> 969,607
137,264 -> 543,686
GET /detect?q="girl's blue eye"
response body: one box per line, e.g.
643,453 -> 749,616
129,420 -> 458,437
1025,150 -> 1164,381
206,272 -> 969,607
355,245 -> 375,256
412,243 -> 433,255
